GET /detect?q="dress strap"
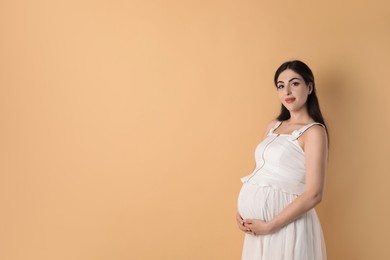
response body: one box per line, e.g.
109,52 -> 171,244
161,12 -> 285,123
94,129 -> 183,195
268,120 -> 283,135
290,122 -> 326,141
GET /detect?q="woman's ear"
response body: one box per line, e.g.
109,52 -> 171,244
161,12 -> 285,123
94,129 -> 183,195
308,83 -> 313,94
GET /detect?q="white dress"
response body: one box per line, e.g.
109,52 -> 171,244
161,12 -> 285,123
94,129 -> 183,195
237,121 -> 327,260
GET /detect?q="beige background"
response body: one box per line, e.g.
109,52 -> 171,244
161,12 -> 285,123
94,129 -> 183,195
1,0 -> 389,259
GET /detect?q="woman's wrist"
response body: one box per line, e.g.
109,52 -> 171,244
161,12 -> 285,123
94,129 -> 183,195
266,219 -> 279,234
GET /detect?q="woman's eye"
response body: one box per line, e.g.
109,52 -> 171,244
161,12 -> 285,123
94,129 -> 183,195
292,82 -> 300,86
277,85 -> 284,89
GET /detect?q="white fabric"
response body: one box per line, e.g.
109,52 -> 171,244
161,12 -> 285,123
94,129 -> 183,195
237,121 -> 327,260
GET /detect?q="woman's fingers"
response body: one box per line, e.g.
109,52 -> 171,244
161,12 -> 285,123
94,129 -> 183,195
236,212 -> 251,232
237,213 -> 260,235
243,219 -> 253,225
237,219 -> 247,231
236,212 -> 245,226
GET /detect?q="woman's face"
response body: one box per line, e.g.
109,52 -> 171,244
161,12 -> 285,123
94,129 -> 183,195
276,69 -> 312,112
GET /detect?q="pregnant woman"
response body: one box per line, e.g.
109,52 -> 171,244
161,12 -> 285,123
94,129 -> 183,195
237,60 -> 328,260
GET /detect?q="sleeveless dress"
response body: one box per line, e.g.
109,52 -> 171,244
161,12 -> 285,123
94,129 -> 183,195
237,121 -> 327,260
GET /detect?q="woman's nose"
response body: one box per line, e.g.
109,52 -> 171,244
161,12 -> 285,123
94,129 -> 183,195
284,85 -> 292,95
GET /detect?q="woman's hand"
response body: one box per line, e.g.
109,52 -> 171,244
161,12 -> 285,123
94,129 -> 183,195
236,212 -> 255,235
242,219 -> 274,236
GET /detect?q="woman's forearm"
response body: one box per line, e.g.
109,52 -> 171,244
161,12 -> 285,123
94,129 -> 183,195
267,191 -> 323,233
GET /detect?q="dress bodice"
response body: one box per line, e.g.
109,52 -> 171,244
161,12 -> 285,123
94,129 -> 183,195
240,121 -> 325,195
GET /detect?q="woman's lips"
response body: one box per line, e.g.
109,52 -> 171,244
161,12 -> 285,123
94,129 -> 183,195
285,97 -> 296,103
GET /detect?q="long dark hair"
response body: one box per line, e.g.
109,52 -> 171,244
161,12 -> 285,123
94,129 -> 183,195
274,60 -> 329,141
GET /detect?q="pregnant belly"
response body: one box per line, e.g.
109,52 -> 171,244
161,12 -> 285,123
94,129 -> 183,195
237,183 -> 298,221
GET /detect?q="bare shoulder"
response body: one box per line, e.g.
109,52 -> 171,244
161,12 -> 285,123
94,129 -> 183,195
304,124 -> 328,143
265,119 -> 278,132
262,119 -> 278,138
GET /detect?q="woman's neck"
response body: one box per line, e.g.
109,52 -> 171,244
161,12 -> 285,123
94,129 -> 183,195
287,110 -> 312,124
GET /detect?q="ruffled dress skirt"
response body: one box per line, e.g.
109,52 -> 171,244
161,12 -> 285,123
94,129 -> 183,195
237,181 -> 327,260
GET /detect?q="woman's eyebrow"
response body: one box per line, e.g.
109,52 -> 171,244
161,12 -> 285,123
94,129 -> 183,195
288,77 -> 300,82
277,77 -> 300,84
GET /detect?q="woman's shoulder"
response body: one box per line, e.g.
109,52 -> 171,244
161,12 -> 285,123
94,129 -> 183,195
262,119 -> 280,138
265,119 -> 279,131
302,123 -> 328,142
305,122 -> 327,133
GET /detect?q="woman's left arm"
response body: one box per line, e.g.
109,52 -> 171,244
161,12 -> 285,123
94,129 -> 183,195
243,125 -> 328,235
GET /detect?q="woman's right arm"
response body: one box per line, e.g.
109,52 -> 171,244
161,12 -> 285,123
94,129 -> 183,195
236,119 -> 277,233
